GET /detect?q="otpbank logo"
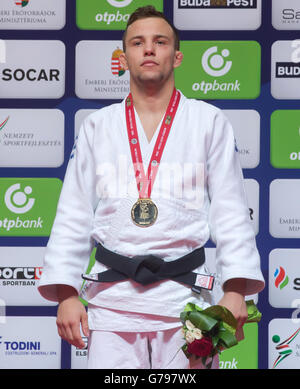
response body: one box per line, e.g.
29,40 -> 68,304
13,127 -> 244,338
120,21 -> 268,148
0,178 -> 62,236
4,183 -> 35,214
175,41 -> 261,99
76,0 -> 163,30
269,319 -> 300,369
271,110 -> 300,169
107,0 -> 133,6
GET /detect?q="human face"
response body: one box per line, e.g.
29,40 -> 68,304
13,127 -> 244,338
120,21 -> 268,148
120,17 -> 183,88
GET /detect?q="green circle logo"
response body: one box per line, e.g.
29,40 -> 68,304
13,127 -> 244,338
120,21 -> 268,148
272,334 -> 280,344
106,0 -> 133,8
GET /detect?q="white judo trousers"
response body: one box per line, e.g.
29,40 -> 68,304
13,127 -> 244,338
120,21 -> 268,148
87,327 -> 219,369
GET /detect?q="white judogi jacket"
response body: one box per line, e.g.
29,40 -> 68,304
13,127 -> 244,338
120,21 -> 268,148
38,91 -> 265,324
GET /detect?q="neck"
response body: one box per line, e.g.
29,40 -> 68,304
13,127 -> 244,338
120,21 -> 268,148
130,80 -> 175,115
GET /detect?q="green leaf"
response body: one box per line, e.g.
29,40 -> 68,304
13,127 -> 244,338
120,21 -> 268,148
246,300 -> 262,323
202,305 -> 238,329
180,311 -> 189,323
183,303 -> 196,312
217,323 -> 238,348
201,356 -> 207,366
183,303 -> 203,312
212,335 -> 219,348
188,311 -> 218,332
181,344 -> 191,359
222,320 -> 236,335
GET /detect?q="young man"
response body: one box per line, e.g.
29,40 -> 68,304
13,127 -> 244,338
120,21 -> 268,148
38,6 -> 265,369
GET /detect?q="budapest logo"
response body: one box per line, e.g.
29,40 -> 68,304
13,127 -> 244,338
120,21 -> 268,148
0,116 -> 9,132
15,1 -> 29,7
178,0 -> 257,9
111,48 -> 126,77
4,184 -> 35,214
274,266 -> 289,290
276,62 -> 300,78
272,328 -> 300,368
106,0 -> 133,7
202,47 -> 232,77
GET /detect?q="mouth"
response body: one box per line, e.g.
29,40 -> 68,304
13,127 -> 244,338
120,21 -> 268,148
141,60 -> 158,67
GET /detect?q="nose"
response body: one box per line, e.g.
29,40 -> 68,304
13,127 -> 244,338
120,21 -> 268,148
144,41 -> 155,57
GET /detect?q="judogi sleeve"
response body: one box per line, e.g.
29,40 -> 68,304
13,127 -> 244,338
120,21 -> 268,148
38,118 -> 98,302
207,110 -> 265,296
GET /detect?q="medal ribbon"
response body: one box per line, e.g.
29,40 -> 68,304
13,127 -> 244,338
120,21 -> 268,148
125,88 -> 181,199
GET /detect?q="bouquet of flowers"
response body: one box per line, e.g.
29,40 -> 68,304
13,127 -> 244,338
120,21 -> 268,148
180,300 -> 262,369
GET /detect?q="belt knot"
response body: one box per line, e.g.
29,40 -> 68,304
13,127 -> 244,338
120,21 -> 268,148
130,254 -> 164,285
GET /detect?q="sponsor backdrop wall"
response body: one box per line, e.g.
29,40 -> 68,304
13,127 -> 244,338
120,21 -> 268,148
0,0 -> 300,370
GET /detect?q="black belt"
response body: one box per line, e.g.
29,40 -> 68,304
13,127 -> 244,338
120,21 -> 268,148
81,244 -> 214,294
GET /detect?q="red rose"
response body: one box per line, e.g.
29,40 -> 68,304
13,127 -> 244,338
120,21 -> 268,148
187,336 -> 213,357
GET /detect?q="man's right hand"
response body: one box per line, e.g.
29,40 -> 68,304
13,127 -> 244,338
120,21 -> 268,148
56,285 -> 89,349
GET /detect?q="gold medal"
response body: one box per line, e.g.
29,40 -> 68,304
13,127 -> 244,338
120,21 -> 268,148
125,89 -> 180,228
131,198 -> 158,228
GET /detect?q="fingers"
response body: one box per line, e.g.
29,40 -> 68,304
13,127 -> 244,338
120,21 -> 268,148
236,316 -> 247,331
56,296 -> 90,349
81,312 -> 90,338
235,327 -> 245,342
235,310 -> 247,342
56,314 -> 88,349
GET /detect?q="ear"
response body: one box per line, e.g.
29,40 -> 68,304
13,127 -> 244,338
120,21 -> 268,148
173,50 -> 183,69
119,52 -> 129,71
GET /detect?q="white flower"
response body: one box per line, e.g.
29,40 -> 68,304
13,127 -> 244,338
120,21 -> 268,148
193,328 -> 203,339
185,330 -> 196,344
185,320 -> 195,331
